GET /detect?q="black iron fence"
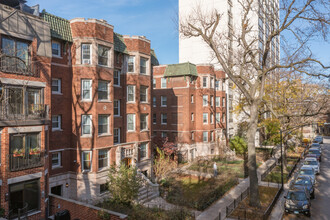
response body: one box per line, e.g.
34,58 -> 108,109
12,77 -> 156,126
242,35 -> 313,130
0,56 -> 39,77
226,186 -> 249,217
0,103 -> 49,121
9,151 -> 44,171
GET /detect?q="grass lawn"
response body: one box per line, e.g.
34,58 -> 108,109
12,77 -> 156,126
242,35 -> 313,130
229,186 -> 279,220
97,200 -> 194,220
263,165 -> 293,183
161,174 -> 238,210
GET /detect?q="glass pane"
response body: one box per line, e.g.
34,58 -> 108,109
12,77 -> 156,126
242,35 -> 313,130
10,135 -> 24,153
17,41 -> 29,69
24,180 -> 39,212
8,88 -> 23,115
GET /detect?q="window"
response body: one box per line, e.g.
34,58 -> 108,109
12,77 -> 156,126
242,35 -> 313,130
128,56 -> 135,72
161,96 -> 167,107
52,115 -> 61,131
127,114 -> 136,131
98,80 -> 109,101
51,185 -> 62,196
161,113 -> 167,124
140,86 -> 148,103
191,132 -> 194,140
10,133 -> 40,166
210,113 -> 214,124
98,149 -> 108,169
98,115 -> 109,135
222,113 -> 226,122
210,95 -> 214,106
82,151 -> 92,171
114,100 -> 120,116
140,58 -> 148,74
216,97 -> 220,107
82,79 -> 92,101
2,37 -> 30,72
191,95 -> 194,103
140,114 -> 148,131
81,44 -> 91,64
203,113 -> 208,124
114,128 -> 120,144
216,113 -> 221,122
100,183 -> 108,194
211,131 -> 214,141
222,97 -> 226,107
82,115 -> 92,135
191,113 -> 194,121
153,97 -> 156,107
203,95 -> 208,106
98,45 -> 110,66
52,152 -> 61,168
140,143 -> 147,159
161,132 -> 167,138
203,132 -> 208,142
153,79 -> 156,88
215,80 -> 220,91
222,81 -> 225,91
161,78 -> 167,88
202,77 -> 207,88
52,42 -> 61,57
153,113 -> 156,124
211,77 -> 214,88
52,78 -> 61,94
114,69 -> 121,86
127,85 -> 135,102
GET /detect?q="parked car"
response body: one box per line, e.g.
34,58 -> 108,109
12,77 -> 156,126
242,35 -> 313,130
291,176 -> 315,199
298,167 -> 316,186
284,187 -> 311,217
313,136 -> 323,144
310,144 -> 322,153
308,148 -> 321,162
305,153 -> 317,161
302,158 -> 320,174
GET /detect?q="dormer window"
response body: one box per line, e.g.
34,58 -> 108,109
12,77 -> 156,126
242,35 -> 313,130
81,44 -> 91,64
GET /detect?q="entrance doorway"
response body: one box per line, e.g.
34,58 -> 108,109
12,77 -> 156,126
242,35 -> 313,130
122,157 -> 132,167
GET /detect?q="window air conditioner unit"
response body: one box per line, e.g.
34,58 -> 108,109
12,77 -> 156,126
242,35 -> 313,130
83,59 -> 90,64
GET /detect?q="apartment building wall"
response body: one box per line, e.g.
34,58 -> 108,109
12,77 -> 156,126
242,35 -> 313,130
153,63 -> 226,162
0,3 -> 51,218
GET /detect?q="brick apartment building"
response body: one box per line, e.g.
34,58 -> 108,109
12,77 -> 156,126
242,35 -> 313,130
153,63 -> 227,161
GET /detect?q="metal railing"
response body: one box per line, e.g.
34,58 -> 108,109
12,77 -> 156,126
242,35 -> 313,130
0,57 -> 39,77
226,186 -> 249,217
9,151 -> 44,171
7,202 -> 28,220
0,103 -> 48,121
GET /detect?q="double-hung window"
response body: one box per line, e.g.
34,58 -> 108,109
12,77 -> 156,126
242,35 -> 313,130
114,69 -> 120,86
127,114 -> 136,131
222,97 -> 226,107
140,114 -> 148,131
81,44 -> 91,64
216,97 -> 220,107
153,97 -> 156,107
211,131 -> 214,141
98,149 -> 108,170
203,95 -> 208,106
211,77 -> 214,88
191,95 -> 194,103
161,113 -> 167,124
52,78 -> 61,94
215,80 -> 220,91
127,85 -> 135,102
114,128 -> 120,144
161,96 -> 167,107
52,152 -> 61,168
98,45 -> 110,66
82,79 -> 92,101
216,113 -> 221,122
203,132 -> 208,142
114,100 -> 120,116
210,95 -> 214,106
153,79 -> 156,88
98,80 -> 109,101
140,58 -> 148,74
210,113 -> 214,124
52,115 -> 61,131
98,115 -> 109,135
203,113 -> 208,124
140,86 -> 148,103
161,78 -> 167,88
191,113 -> 194,121
82,151 -> 92,171
82,115 -> 92,135
202,77 -> 207,88
128,56 -> 135,72
140,143 -> 147,159
153,113 -> 156,124
52,42 -> 61,57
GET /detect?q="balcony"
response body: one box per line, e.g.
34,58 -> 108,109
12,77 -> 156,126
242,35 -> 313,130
0,57 -> 39,77
8,151 -> 44,172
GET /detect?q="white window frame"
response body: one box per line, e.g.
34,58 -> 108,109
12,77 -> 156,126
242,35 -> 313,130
127,56 -> 135,72
98,80 -> 109,101
161,113 -> 167,125
216,97 -> 220,107
215,80 -> 220,91
211,77 -> 214,88
127,114 -> 136,132
114,100 -> 120,117
81,115 -> 92,136
140,86 -> 148,103
140,57 -> 148,75
153,79 -> 156,88
52,41 -> 61,57
222,97 -> 226,107
191,113 -> 194,121
203,131 -> 208,142
210,113 -> 214,124
98,44 -> 110,67
114,128 -> 120,144
52,115 -> 62,131
127,85 -> 136,103
203,113 -> 208,124
140,114 -> 148,131
161,96 -> 167,107
98,149 -> 109,170
81,79 -> 92,101
211,131 -> 214,141
191,95 -> 194,103
81,43 -> 91,64
98,115 -> 109,135
52,152 -> 61,168
202,77 -> 208,88
114,69 -> 121,86
210,95 -> 214,106
203,95 -> 208,106
82,151 -> 92,172
216,113 -> 221,122
52,78 -> 62,94
140,143 -> 148,160
161,78 -> 167,88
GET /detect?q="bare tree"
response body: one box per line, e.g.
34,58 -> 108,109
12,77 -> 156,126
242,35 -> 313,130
180,0 -> 329,206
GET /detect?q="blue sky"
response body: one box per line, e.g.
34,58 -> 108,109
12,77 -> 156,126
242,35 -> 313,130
29,0 -> 329,66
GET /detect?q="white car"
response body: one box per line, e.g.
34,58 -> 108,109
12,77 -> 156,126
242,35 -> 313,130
302,158 -> 320,174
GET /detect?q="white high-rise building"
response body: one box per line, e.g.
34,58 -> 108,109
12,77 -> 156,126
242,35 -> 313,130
179,0 -> 280,139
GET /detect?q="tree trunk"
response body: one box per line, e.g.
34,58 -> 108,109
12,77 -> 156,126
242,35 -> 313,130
247,102 -> 260,207
243,153 -> 249,178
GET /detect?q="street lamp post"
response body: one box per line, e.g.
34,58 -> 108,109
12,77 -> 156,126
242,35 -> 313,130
280,129 -> 284,188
